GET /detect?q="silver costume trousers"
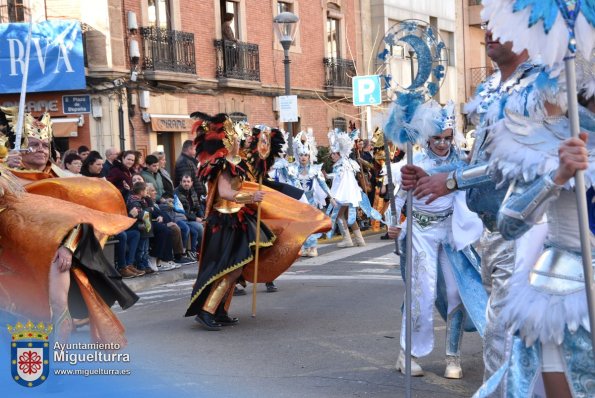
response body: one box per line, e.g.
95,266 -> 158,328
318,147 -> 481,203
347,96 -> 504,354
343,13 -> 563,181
479,229 -> 515,390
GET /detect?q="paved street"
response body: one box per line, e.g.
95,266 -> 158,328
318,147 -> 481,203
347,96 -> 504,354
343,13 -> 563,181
99,237 -> 484,398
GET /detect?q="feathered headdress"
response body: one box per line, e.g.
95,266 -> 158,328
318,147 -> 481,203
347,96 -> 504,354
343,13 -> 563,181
248,125 -> 286,179
440,100 -> 456,131
192,111 -> 244,180
327,128 -> 355,159
407,99 -> 442,140
293,128 -> 318,162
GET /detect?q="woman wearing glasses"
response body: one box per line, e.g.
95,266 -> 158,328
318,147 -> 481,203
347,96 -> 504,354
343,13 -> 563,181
388,100 -> 483,380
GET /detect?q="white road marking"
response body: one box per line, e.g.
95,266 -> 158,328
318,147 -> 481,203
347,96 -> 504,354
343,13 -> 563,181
294,242 -> 394,266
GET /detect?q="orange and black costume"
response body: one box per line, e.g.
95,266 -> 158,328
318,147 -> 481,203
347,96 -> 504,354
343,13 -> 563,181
0,170 -> 137,345
185,113 -> 331,328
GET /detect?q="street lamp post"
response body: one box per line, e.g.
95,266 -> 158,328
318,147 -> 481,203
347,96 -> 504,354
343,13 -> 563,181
273,11 -> 299,159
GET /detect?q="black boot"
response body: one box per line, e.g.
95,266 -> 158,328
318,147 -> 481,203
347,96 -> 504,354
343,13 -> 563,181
214,313 -> 239,326
266,282 -> 278,292
195,310 -> 222,331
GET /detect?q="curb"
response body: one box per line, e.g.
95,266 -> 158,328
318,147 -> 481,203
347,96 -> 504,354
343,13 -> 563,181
124,231 -> 386,293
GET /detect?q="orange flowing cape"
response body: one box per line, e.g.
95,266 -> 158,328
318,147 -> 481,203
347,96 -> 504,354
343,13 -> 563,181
219,181 -> 331,282
0,172 -> 134,344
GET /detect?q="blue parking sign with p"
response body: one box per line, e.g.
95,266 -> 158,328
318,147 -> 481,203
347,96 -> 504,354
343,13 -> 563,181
352,75 -> 382,106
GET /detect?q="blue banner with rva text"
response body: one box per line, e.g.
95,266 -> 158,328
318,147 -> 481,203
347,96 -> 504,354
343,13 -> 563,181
0,20 -> 86,94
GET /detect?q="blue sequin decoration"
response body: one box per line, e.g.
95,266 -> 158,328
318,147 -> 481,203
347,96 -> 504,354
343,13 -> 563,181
377,48 -> 390,61
427,82 -> 439,97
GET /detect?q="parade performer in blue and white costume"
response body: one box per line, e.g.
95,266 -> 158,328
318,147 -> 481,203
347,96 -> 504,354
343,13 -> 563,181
388,100 -> 485,379
401,29 -> 561,394
267,129 -> 292,185
288,130 -> 331,257
326,129 -> 380,248
482,56 -> 595,397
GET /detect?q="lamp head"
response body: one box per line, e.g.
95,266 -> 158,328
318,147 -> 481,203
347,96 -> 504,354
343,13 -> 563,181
273,12 -> 299,46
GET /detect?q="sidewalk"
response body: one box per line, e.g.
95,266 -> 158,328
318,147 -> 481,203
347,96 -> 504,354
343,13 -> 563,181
123,229 -> 386,293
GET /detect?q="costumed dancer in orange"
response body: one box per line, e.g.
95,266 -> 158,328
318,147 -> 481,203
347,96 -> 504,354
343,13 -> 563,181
185,112 -> 331,330
0,107 -> 138,345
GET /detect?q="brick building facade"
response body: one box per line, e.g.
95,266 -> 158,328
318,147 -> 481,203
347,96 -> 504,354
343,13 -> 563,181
0,0 -> 364,172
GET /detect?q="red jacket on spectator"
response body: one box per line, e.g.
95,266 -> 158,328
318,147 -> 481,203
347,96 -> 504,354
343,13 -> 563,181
107,159 -> 133,199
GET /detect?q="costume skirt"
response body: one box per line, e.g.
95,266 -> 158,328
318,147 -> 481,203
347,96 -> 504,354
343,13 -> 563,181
185,207 -> 275,317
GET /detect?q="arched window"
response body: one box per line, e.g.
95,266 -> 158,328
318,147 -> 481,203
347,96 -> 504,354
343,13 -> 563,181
332,117 -> 347,132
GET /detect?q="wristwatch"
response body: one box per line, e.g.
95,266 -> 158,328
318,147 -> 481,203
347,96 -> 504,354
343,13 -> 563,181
446,171 -> 458,191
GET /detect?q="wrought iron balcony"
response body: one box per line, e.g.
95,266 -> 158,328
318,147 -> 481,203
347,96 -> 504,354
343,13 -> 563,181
214,40 -> 260,81
139,27 -> 196,75
469,66 -> 494,95
323,57 -> 356,88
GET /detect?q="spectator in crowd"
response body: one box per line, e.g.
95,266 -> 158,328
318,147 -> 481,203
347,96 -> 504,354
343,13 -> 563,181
61,149 -> 77,169
63,153 -> 83,175
101,147 -> 119,177
132,151 -> 144,174
174,140 -> 206,198
126,181 -> 152,275
115,218 -> 143,279
107,150 -> 136,200
152,151 -> 174,198
145,183 -> 193,269
81,151 -> 104,177
222,13 -> 238,43
141,155 -> 166,202
77,150 -> 141,278
158,192 -> 198,260
175,174 -> 205,220
174,174 -> 204,260
77,145 -> 90,161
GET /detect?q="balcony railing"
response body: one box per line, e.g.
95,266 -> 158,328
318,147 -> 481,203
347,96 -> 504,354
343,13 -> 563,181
214,40 -> 260,81
140,27 -> 196,74
323,57 -> 356,88
469,66 -> 494,94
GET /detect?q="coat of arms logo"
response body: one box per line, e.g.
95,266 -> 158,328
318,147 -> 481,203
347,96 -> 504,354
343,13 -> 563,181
7,321 -> 53,387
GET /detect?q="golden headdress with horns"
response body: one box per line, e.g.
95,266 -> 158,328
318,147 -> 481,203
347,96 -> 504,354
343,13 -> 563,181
0,106 -> 53,150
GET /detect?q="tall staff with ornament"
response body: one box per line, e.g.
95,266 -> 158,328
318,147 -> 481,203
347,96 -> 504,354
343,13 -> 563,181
377,20 -> 449,398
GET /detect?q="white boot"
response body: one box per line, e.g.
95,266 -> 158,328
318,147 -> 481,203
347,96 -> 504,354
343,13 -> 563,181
308,247 -> 318,257
396,350 -> 424,376
336,219 -> 354,248
444,355 -> 463,379
352,229 -> 366,246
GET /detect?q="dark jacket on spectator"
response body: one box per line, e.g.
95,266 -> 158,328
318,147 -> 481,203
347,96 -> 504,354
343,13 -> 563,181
174,153 -> 206,197
100,160 -> 114,178
175,185 -> 204,221
107,160 -> 133,199
160,169 -> 175,198
126,194 -> 153,238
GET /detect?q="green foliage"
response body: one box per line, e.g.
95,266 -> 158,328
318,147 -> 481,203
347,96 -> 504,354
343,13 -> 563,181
317,145 -> 334,174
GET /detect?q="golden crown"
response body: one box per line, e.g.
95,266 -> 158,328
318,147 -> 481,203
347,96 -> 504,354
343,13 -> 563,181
7,321 -> 53,341
0,107 -> 53,148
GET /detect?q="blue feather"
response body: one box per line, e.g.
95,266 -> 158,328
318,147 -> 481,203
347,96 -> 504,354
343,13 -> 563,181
383,92 -> 424,145
377,49 -> 390,61
582,0 -> 595,27
382,74 -> 393,90
513,0 -> 560,33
